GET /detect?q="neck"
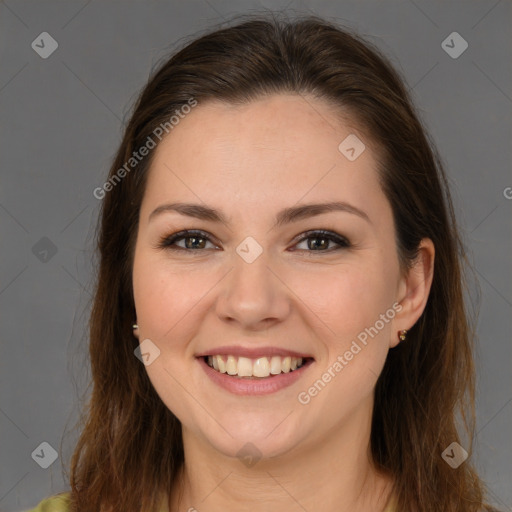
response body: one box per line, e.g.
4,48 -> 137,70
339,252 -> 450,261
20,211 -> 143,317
170,395 -> 393,512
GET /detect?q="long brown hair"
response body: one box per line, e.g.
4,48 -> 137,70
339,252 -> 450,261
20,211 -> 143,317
69,13 -> 495,512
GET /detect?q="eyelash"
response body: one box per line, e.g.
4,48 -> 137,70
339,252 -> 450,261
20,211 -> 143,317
156,229 -> 351,254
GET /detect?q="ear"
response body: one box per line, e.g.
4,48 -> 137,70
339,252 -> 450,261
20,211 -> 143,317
390,238 -> 435,348
133,324 -> 140,339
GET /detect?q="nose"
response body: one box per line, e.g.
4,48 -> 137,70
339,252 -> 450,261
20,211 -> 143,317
214,246 -> 291,331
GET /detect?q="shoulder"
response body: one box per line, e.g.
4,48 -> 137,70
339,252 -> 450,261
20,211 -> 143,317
27,493 -> 71,512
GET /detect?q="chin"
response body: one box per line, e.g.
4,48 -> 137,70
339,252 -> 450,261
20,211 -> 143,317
197,411 -> 307,462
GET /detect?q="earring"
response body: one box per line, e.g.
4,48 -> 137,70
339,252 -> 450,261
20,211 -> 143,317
398,329 -> 408,342
132,324 -> 139,330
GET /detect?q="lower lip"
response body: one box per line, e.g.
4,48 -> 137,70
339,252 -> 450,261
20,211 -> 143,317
197,357 -> 314,396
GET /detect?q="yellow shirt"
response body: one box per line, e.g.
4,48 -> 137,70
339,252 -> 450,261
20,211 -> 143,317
28,493 -> 70,512
29,492 -> 397,511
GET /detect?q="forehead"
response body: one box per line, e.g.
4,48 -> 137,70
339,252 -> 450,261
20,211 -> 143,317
141,94 -> 389,226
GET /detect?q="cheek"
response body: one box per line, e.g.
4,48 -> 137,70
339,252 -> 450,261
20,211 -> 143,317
289,261 -> 393,344
132,253 -> 206,416
132,249 -> 200,328
293,260 -> 396,404
293,266 -> 395,415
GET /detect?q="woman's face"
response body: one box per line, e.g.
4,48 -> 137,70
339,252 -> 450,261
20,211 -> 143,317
132,94 -> 423,460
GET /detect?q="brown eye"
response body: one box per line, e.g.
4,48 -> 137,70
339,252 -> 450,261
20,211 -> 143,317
156,229 -> 350,254
157,230 -> 217,251
292,230 -> 351,252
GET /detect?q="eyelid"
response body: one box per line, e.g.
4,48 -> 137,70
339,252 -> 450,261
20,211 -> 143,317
292,229 -> 350,248
156,228 -> 351,252
155,229 -> 219,251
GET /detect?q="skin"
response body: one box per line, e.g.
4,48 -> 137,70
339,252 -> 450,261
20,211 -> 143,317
132,94 -> 434,512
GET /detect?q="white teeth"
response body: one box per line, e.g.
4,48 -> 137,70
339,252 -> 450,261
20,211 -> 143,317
206,355 -> 305,377
216,355 -> 226,373
237,357 -> 253,377
226,355 -> 237,375
253,357 -> 270,377
270,356 -> 282,375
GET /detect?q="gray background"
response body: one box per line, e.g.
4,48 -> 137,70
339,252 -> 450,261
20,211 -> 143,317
1,1 -> 511,511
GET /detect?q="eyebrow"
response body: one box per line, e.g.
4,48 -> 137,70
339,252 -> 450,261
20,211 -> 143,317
149,200 -> 371,228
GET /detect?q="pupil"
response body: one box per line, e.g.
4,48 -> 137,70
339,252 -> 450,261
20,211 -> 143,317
186,236 -> 204,249
310,237 -> 327,250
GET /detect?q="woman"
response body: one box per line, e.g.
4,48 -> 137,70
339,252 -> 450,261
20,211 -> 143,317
30,13 -> 498,512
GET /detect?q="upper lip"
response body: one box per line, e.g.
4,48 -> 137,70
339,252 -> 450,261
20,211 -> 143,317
195,345 -> 314,360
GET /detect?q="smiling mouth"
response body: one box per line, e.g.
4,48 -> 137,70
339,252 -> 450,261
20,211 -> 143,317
203,354 -> 313,378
